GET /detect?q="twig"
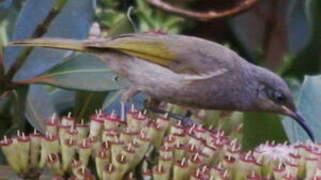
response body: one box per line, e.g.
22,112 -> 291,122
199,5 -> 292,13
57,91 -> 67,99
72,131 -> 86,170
145,0 -> 262,21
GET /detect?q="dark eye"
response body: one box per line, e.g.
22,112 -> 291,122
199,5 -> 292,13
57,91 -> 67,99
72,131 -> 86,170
272,91 -> 285,102
266,88 -> 286,103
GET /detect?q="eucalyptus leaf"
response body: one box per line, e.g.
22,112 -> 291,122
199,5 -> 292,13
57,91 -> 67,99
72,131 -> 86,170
107,14 -> 136,37
25,84 -> 57,132
286,0 -> 311,54
50,88 -> 75,113
74,91 -> 109,121
284,0 -> 321,77
4,0 -> 56,71
12,0 -> 95,81
10,87 -> 28,134
17,54 -> 128,91
282,75 -> 321,142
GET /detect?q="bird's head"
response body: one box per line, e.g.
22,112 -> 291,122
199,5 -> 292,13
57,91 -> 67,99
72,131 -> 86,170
252,67 -> 314,141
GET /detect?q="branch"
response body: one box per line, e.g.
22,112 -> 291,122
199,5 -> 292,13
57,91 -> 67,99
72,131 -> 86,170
145,0 -> 262,21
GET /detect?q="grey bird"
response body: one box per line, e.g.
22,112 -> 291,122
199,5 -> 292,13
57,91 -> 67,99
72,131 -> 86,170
8,33 -> 315,141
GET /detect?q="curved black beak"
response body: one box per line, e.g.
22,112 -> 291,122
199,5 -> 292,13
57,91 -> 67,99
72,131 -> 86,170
282,106 -> 315,142
290,112 -> 315,142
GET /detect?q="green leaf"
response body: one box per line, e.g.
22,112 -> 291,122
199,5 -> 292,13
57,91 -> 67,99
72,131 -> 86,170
282,75 -> 321,142
242,112 -> 288,151
50,88 -> 75,113
107,14 -> 136,37
9,87 -> 28,134
101,90 -> 123,110
16,54 -> 128,91
4,0 -> 57,71
74,91 -> 109,121
25,85 -> 56,132
12,0 -> 95,81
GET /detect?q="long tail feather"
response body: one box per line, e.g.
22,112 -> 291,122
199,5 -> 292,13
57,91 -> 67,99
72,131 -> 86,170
8,38 -> 94,52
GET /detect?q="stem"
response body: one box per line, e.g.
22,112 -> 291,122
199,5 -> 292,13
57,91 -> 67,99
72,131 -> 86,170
144,0 -> 262,21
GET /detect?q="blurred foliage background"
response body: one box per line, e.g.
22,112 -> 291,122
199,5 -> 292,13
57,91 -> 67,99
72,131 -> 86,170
0,0 -> 321,167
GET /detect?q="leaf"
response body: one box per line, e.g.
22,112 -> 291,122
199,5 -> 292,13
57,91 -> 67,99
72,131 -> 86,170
101,90 -> 123,110
9,87 -> 28,134
25,84 -> 56,132
4,0 -> 57,71
107,14 -> 136,37
74,91 -> 109,121
284,0 -> 321,78
50,88 -> 75,113
16,53 -> 128,91
11,0 -> 95,81
230,1 -> 288,70
242,112 -> 288,151
103,92 -> 146,115
286,0 -> 311,54
282,75 -> 321,142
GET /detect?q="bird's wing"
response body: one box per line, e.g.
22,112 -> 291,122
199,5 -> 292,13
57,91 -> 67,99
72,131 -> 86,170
85,33 -> 238,75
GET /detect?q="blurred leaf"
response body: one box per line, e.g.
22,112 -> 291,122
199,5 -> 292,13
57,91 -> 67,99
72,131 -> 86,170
0,1 -> 18,49
0,93 -> 12,164
16,54 -> 128,91
50,88 -> 75,113
286,0 -> 311,54
284,0 -> 321,77
108,14 -> 135,37
12,0 -> 95,81
101,90 -> 122,110
136,0 -> 183,33
229,2 -> 267,59
4,0 -> 56,71
9,87 -> 28,133
242,112 -> 288,150
283,75 -> 321,142
74,91 -> 109,121
25,85 -> 56,132
103,93 -> 146,114
0,0 -> 12,10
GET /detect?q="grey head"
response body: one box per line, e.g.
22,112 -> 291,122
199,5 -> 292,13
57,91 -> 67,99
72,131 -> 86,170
249,65 -> 314,141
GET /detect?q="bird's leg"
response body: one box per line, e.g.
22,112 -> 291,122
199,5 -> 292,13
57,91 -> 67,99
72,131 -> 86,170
144,98 -> 161,110
185,110 -> 192,117
145,102 -> 194,126
143,98 -> 161,118
120,88 -> 140,121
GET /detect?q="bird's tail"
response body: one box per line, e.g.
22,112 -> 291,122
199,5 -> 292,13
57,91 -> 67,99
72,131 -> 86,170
8,38 -> 97,53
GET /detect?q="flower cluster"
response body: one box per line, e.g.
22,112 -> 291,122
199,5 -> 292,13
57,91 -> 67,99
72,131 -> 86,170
1,107 -> 321,179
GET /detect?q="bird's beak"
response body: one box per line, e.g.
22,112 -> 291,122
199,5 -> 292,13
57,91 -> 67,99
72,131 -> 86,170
281,106 -> 315,142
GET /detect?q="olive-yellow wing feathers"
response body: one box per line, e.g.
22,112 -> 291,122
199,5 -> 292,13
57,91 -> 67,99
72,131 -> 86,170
9,33 -> 237,75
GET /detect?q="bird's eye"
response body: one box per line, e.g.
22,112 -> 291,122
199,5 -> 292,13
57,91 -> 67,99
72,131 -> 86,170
265,88 -> 285,103
272,91 -> 285,102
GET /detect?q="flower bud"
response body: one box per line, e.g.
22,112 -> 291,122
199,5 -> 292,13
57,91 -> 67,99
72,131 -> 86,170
61,138 -> 76,172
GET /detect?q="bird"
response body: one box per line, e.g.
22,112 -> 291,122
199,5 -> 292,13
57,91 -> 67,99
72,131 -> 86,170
8,33 -> 315,141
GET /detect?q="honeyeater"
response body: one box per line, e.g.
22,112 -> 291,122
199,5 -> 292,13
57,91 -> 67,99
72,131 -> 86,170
9,33 -> 315,141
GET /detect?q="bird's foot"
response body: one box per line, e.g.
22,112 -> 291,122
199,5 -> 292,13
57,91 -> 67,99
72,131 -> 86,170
146,106 -> 194,126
